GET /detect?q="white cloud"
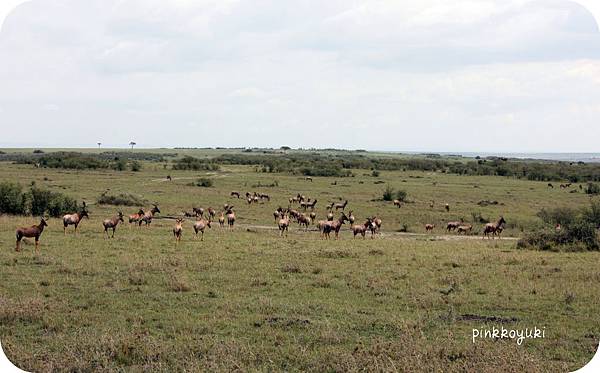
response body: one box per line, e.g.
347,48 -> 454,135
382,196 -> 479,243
0,0 -> 599,151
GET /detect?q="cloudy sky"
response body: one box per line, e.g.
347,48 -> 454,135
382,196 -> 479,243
1,0 -> 599,152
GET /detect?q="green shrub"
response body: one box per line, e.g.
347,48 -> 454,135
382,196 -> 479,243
130,161 -> 142,172
396,190 -> 407,202
97,192 -> 147,206
536,207 -> 577,226
585,183 -> 600,195
371,170 -> 380,177
29,187 -> 78,217
195,178 -> 214,188
172,156 -> 220,171
0,182 -> 26,214
382,185 -> 395,201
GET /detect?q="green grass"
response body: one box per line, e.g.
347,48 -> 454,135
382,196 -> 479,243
0,156 -> 598,371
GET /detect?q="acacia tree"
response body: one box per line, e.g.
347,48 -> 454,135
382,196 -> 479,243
97,142 -> 101,148
129,141 -> 136,149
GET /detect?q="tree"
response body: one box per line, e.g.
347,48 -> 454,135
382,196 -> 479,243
97,142 -> 101,148
129,141 -> 136,150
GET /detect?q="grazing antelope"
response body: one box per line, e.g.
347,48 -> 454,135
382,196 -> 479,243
393,200 -> 402,208
351,220 -> 369,239
193,207 -> 204,218
305,199 -> 317,210
102,212 -> 124,238
425,224 -> 435,232
547,183 -> 554,189
226,208 -> 236,229
334,200 -> 348,211
457,224 -> 473,235
139,204 -> 161,226
183,210 -> 195,218
207,207 -> 216,220
218,212 -> 225,227
273,207 -> 284,222
193,218 -> 212,240
483,216 -> 506,239
258,193 -> 270,201
129,208 -> 145,225
297,214 -> 311,231
62,204 -> 89,235
231,191 -> 241,198
305,177 -> 313,182
173,219 -> 183,243
16,217 -> 48,252
278,214 -> 290,237
322,212 -> 349,240
446,221 -> 462,232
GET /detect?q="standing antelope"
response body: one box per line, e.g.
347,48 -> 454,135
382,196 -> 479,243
63,205 -> 89,235
139,204 -> 161,226
207,207 -> 216,220
193,207 -> 204,218
173,219 -> 183,243
102,212 -> 124,238
16,217 -> 48,252
193,218 -> 212,240
425,224 -> 435,232
483,216 -> 506,239
231,191 -> 241,198
457,224 -> 473,235
305,199 -> 317,210
351,220 -> 369,239
226,208 -> 236,229
218,212 -> 225,228
297,214 -> 311,231
446,221 -> 462,232
278,214 -> 290,237
322,212 -> 349,240
129,208 -> 145,225
393,200 -> 402,208
371,216 -> 382,234
309,212 -> 317,221
348,211 -> 355,225
445,203 -> 450,212
334,200 -> 348,211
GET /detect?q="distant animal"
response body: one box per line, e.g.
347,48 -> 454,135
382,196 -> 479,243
370,216 -> 383,234
62,204 -> 89,235
139,204 -> 161,226
393,200 -> 402,208
223,204 -> 232,212
173,219 -> 183,243
305,177 -> 313,182
365,217 -> 378,238
548,183 -> 554,188
348,210 -> 355,225
218,212 -> 225,228
166,175 -> 172,181
258,193 -> 270,201
278,214 -> 290,237
445,203 -> 450,212
207,207 -> 216,220
309,212 -> 317,221
193,218 -> 212,240
226,208 -> 236,229
483,216 -> 506,239
325,202 -> 334,210
102,212 -> 124,238
351,220 -> 369,239
231,191 -> 241,198
128,208 -> 145,225
297,214 -> 311,231
425,224 -> 435,232
430,200 -> 435,209
322,212 -> 349,240
16,217 -> 48,252
183,210 -> 195,218
273,208 -> 284,222
334,200 -> 348,211
446,221 -> 461,232
327,212 -> 334,221
457,224 -> 473,235
193,207 -> 204,217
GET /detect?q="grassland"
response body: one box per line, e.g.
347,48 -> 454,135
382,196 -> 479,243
0,150 -> 599,372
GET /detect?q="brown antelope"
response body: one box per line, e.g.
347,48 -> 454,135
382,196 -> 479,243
483,216 -> 506,239
445,203 -> 450,212
425,224 -> 435,232
223,204 -> 232,212
278,214 -> 290,237
193,218 -> 212,240
305,177 -> 313,182
102,212 -> 124,238
258,193 -> 270,201
457,224 -> 473,235
218,212 -> 225,227
173,219 -> 183,243
207,207 -> 216,220
325,202 -> 335,210
129,208 -> 145,225
351,220 -> 369,239
393,200 -> 402,208
446,221 -> 462,232
297,214 -> 311,231
304,199 -> 317,210
322,212 -> 349,240
193,207 -> 204,217
62,204 -> 89,235
16,217 -> 48,252
371,216 -> 382,233
183,210 -> 195,218
309,212 -> 316,221
226,208 -> 236,229
273,207 -> 284,222
334,200 -> 348,211
348,211 -> 355,225
166,175 -> 172,181
327,212 -> 334,221
231,191 -> 241,198
139,204 -> 161,226
366,217 -> 378,238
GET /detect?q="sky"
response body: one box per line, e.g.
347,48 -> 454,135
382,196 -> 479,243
1,0 -> 600,152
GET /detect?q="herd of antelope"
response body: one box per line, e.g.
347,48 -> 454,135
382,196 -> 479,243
13,185 -> 509,251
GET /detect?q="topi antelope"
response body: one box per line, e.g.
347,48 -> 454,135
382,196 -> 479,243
193,218 -> 212,240
297,214 -> 311,231
231,191 -> 241,198
62,204 -> 89,235
334,200 -> 348,211
445,203 -> 450,212
207,207 -> 216,220
347,211 -> 355,225
16,217 -> 48,252
139,204 -> 161,226
309,212 -> 316,221
226,208 -> 236,229
351,220 -> 370,239
102,212 -> 124,238
193,207 -> 204,218
278,214 -> 290,237
218,212 -> 225,228
425,224 -> 435,232
129,208 -> 145,225
173,219 -> 183,243
393,200 -> 402,208
483,216 -> 506,239
322,212 -> 349,240
446,221 -> 462,232
327,212 -> 334,221
457,224 -> 473,235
